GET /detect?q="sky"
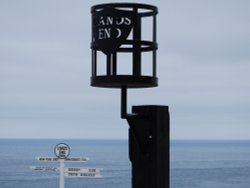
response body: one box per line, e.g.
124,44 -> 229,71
0,0 -> 250,139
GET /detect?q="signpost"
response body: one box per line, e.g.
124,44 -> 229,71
30,143 -> 102,188
35,157 -> 89,162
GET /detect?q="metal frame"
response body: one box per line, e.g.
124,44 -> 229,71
91,3 -> 158,89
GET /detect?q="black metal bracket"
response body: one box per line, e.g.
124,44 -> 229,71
121,86 -> 138,119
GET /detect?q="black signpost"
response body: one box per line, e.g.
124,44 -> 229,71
90,3 -> 169,188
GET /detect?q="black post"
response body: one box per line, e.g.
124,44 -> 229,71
127,106 -> 169,188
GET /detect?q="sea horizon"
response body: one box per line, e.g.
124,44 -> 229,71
1,138 -> 250,141
1,139 -> 250,188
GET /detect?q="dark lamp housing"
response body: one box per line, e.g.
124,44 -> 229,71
91,3 -> 158,89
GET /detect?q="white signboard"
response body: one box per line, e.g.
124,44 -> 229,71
65,168 -> 101,173
64,172 -> 102,178
30,166 -> 58,171
64,157 -> 89,162
36,157 -> 89,162
36,157 -> 59,162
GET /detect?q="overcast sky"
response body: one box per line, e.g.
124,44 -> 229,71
1,0 -> 250,139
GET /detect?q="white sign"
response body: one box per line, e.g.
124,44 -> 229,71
65,168 -> 101,173
54,143 -> 70,159
30,166 -> 58,171
64,157 -> 89,162
64,172 -> 102,178
36,157 -> 59,162
36,157 -> 89,162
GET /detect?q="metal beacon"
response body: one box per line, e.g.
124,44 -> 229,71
91,3 -> 170,188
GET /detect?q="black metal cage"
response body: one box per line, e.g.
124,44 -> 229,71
91,3 -> 158,88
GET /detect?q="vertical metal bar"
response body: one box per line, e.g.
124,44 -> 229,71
121,86 -> 127,119
153,15 -> 157,42
92,50 -> 97,76
112,53 -> 117,76
107,54 -> 111,75
91,10 -> 96,77
133,8 -> 141,76
153,51 -> 157,77
153,15 -> 157,77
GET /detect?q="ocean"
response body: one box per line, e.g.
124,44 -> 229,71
0,139 -> 250,188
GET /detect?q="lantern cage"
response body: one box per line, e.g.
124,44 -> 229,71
91,3 -> 158,88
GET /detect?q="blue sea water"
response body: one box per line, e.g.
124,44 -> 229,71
171,140 -> 250,188
0,139 -> 250,188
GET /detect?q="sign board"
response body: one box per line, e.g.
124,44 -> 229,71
64,157 -> 89,162
30,166 -> 100,173
54,143 -> 70,159
36,157 -> 59,162
92,7 -> 135,54
30,166 -> 58,171
64,172 -> 102,178
36,157 -> 89,162
65,168 -> 101,173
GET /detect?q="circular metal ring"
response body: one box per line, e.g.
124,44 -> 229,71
91,3 -> 158,17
